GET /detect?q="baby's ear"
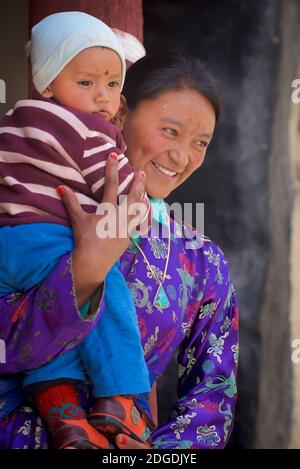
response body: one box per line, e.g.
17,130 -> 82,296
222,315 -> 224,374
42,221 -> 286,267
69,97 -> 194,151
41,86 -> 53,98
112,94 -> 128,131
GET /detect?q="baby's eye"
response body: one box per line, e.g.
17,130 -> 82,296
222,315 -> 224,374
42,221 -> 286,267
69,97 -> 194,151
109,81 -> 121,88
78,80 -> 92,86
163,127 -> 178,136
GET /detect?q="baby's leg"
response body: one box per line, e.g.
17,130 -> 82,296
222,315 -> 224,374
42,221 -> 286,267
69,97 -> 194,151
79,263 -> 150,397
79,263 -> 154,444
24,346 -> 113,449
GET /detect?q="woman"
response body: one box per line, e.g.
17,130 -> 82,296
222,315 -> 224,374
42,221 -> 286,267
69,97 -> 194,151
0,52 -> 238,449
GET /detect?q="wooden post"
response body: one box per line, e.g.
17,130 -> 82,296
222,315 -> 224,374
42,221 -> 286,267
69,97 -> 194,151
29,0 -> 143,42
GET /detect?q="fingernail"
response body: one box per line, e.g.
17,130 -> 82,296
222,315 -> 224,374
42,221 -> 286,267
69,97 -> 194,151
118,435 -> 127,445
110,152 -> 118,161
140,171 -> 145,178
56,186 -> 65,197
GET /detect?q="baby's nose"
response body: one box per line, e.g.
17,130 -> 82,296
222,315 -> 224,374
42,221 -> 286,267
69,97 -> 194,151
95,87 -> 109,101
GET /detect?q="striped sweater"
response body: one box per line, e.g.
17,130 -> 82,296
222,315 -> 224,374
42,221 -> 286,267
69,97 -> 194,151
0,94 -> 134,226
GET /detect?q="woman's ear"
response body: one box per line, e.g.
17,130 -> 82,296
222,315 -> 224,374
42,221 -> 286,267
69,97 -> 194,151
112,94 -> 128,131
42,86 -> 54,98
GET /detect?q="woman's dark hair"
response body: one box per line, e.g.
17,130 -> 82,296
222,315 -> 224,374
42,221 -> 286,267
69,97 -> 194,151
123,51 -> 223,122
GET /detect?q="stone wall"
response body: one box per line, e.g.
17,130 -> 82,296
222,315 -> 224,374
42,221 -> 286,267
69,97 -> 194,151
254,0 -> 300,448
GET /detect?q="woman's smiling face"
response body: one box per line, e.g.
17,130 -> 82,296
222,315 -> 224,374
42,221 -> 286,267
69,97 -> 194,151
122,88 -> 216,199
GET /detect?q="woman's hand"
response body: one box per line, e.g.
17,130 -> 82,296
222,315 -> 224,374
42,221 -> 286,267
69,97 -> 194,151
115,434 -> 152,450
57,153 -> 149,307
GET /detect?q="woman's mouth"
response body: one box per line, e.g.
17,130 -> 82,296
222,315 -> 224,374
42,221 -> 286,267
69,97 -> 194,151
152,161 -> 177,177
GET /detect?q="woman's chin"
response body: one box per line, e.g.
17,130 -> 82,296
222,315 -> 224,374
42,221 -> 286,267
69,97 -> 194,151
146,187 -> 172,199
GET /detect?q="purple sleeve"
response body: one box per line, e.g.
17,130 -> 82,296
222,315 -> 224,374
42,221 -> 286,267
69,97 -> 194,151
152,247 -> 239,449
0,253 -> 105,374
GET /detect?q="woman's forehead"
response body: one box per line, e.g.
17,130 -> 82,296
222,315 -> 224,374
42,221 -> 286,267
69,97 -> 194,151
139,88 -> 216,130
145,88 -> 213,110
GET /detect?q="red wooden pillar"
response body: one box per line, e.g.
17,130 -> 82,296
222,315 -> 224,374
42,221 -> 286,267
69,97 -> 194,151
29,0 -> 143,42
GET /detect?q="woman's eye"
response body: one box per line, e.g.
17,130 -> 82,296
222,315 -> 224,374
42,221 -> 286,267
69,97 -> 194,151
163,128 -> 178,136
78,80 -> 92,87
109,81 -> 120,88
195,140 -> 208,149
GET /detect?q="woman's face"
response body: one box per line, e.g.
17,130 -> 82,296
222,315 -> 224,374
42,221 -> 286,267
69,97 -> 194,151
122,88 -> 216,199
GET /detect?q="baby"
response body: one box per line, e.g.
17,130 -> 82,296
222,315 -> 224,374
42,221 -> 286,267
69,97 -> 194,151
0,12 -> 153,449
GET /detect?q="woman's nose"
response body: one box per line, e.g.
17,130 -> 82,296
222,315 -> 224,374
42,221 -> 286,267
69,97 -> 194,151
168,145 -> 189,169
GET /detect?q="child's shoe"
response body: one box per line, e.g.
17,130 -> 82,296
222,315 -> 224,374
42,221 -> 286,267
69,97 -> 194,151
33,383 -> 114,449
51,417 -> 115,449
88,396 -> 155,445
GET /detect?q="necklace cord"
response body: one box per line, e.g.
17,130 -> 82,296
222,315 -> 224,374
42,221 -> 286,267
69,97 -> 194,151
131,215 -> 171,288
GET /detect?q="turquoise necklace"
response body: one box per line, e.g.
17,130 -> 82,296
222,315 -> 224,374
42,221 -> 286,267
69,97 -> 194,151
131,208 -> 170,311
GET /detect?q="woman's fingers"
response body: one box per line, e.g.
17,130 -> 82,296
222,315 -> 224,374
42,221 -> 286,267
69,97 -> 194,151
115,434 -> 152,450
138,193 -> 151,237
102,153 -> 120,204
56,185 -> 86,230
102,154 -> 148,237
126,170 -> 146,208
125,171 -> 149,235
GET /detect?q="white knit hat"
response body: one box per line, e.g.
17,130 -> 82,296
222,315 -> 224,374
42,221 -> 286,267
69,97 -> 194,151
28,11 -> 126,94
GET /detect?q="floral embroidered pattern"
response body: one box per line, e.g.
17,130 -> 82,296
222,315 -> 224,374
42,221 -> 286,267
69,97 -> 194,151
207,331 -> 229,363
202,360 -> 215,374
186,347 -> 196,374
149,236 -> 168,259
231,343 -> 239,364
196,424 -> 221,447
144,326 -> 159,357
170,413 -> 197,440
198,299 -> 220,319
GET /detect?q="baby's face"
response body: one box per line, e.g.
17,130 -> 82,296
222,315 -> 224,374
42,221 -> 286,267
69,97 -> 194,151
42,47 -> 122,120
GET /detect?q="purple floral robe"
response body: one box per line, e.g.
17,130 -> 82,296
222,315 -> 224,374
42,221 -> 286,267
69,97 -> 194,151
0,217 -> 238,449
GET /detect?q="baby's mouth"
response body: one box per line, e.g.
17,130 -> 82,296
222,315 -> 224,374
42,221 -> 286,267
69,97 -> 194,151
94,110 -> 110,119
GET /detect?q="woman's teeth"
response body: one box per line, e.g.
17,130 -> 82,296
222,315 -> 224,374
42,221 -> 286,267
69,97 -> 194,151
153,162 -> 177,177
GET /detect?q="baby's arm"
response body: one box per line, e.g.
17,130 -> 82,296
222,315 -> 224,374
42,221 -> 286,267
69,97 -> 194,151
79,118 -> 134,203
